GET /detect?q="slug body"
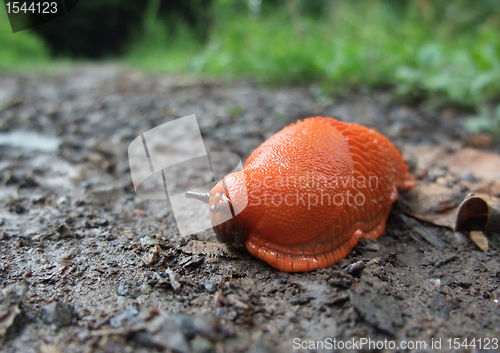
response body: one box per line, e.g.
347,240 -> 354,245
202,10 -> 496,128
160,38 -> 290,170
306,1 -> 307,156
209,117 -> 414,272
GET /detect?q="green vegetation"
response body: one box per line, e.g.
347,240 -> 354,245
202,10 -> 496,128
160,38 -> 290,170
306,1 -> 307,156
127,0 -> 500,136
0,5 -> 49,71
466,104 -> 500,139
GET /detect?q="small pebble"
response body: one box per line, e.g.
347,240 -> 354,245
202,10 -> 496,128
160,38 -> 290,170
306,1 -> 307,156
452,231 -> 469,248
171,312 -> 196,339
344,260 -> 365,276
109,307 -> 139,328
204,282 -> 217,293
140,236 -> 160,247
57,223 -> 74,238
140,283 -> 153,294
142,245 -> 160,266
41,301 -> 74,327
460,172 -> 476,182
165,268 -> 181,291
117,281 -> 139,299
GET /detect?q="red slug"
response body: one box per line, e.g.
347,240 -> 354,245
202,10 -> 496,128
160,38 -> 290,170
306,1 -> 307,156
191,117 -> 415,272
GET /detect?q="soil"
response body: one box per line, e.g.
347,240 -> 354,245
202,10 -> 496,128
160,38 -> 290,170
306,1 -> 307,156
0,65 -> 499,353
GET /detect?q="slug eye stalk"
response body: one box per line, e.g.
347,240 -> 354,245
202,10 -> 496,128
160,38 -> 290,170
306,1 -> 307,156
185,191 -> 211,203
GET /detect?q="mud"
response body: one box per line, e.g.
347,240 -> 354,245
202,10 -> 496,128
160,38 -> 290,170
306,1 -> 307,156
0,65 -> 499,353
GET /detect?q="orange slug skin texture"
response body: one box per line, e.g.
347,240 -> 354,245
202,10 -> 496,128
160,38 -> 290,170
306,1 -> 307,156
211,117 -> 415,272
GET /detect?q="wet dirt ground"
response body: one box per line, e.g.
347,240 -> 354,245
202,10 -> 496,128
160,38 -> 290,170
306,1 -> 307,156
1,65 -> 499,353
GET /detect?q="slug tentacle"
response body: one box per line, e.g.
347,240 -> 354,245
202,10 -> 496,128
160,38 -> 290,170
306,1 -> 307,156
185,191 -> 211,203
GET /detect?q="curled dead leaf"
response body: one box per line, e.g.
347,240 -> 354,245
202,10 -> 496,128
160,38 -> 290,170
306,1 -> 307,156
455,194 -> 500,236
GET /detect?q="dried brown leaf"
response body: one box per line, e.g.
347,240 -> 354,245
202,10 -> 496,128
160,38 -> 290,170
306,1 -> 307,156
470,231 -> 489,252
398,182 -> 462,228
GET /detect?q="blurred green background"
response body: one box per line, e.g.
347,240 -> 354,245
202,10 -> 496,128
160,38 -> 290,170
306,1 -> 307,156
1,0 -> 500,135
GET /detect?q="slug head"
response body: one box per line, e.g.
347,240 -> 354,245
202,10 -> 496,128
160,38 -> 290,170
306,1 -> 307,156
208,173 -> 249,249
